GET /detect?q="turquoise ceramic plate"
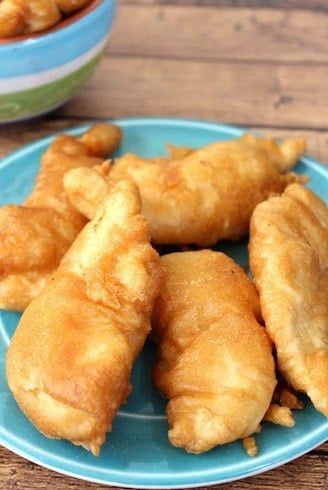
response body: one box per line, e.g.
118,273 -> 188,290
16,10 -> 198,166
0,118 -> 327,488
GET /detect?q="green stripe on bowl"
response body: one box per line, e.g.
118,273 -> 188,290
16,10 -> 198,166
0,55 -> 101,120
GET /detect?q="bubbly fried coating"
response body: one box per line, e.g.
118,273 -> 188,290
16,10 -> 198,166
80,123 -> 122,158
63,164 -> 114,221
0,0 -> 25,36
22,0 -> 61,33
249,184 -> 328,417
0,124 -> 121,312
243,436 -> 257,457
64,134 -> 306,246
0,0 -> 61,36
152,251 -> 276,453
279,388 -> 303,410
264,404 -> 295,427
54,0 -> 92,14
0,0 -> 93,37
6,180 -> 161,455
166,144 -> 194,159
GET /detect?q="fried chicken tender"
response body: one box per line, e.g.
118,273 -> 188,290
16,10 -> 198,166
6,180 -> 161,455
64,134 -> 305,246
249,184 -> 328,417
152,250 -> 276,453
0,124 -> 122,311
0,0 -> 92,37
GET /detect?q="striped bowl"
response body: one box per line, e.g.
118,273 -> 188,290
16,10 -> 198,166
0,0 -> 116,123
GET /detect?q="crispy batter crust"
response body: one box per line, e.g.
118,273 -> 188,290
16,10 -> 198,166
152,250 -> 276,453
6,180 -> 162,454
0,124 -> 121,311
0,0 -> 93,37
249,184 -> 328,417
65,134 -> 306,246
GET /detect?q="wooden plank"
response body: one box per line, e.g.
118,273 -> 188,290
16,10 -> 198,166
120,0 -> 328,12
0,118 -> 79,158
314,441 -> 328,453
1,119 -> 328,164
0,444 -> 327,490
55,56 -> 328,129
110,5 -> 328,63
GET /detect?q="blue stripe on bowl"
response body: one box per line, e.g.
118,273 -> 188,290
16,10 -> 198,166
0,0 -> 116,78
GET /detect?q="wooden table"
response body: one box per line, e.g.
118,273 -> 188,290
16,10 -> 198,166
0,0 -> 327,488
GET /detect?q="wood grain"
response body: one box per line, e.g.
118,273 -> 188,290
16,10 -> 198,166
1,119 -> 328,163
120,0 -> 328,11
110,5 -> 328,63
58,55 -> 328,129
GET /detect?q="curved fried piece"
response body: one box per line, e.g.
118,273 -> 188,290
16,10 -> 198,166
63,165 -> 114,221
80,124 -> 122,158
249,184 -> 328,417
152,250 -> 276,453
0,124 -> 122,311
6,180 -> 161,455
64,134 -> 306,246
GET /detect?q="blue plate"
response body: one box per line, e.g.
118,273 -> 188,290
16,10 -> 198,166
0,118 -> 327,488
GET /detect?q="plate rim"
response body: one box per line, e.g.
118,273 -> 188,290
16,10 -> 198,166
1,116 -> 328,176
0,117 -> 327,488
0,429 -> 328,489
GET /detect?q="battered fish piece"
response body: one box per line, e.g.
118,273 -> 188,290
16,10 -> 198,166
6,180 -> 161,455
152,251 -> 276,453
249,184 -> 328,417
0,124 -> 122,311
64,134 -> 305,246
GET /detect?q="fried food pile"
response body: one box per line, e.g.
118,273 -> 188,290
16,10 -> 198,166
64,134 -> 305,246
2,124 -> 327,456
0,123 -> 121,311
0,0 -> 93,37
6,179 -> 161,455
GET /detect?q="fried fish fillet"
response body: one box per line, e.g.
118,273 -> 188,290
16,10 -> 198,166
6,180 -> 161,455
249,184 -> 328,417
64,134 -> 305,246
0,124 -> 121,311
152,250 -> 276,453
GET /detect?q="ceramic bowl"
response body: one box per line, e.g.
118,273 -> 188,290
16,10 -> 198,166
0,0 -> 116,123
